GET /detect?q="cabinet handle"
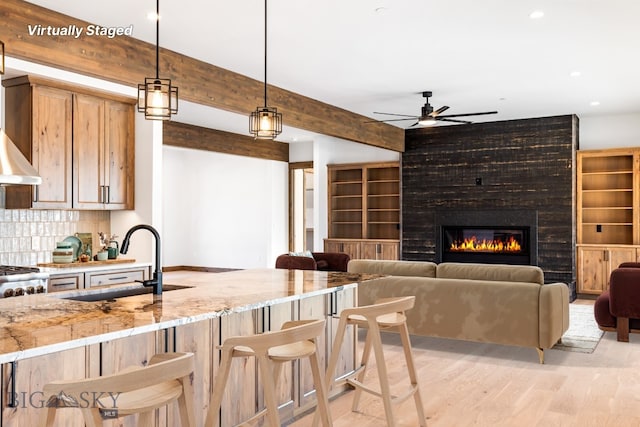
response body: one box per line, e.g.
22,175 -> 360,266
33,185 -> 39,203
106,186 -> 110,204
52,281 -> 76,287
604,250 -> 609,262
339,243 -> 344,252
376,243 -> 381,254
108,276 -> 128,281
8,361 -> 17,408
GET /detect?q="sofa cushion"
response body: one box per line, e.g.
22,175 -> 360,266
436,262 -> 544,285
347,259 -> 437,278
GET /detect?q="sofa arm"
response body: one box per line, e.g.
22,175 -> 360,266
538,282 -> 570,348
275,254 -> 317,270
609,268 -> 640,318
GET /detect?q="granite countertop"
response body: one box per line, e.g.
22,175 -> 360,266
0,269 -> 382,363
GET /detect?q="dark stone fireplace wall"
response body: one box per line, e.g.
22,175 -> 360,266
402,115 -> 578,292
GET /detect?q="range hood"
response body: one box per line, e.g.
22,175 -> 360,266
0,129 -> 42,185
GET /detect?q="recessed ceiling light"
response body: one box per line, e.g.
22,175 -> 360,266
590,101 -> 600,106
570,71 -> 582,77
529,10 -> 544,19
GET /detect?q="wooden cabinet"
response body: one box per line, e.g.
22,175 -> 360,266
2,82 -> 73,209
326,161 -> 400,260
2,75 -> 135,210
328,162 -> 400,240
2,347 -> 87,427
48,266 -> 149,292
577,246 -> 638,294
577,148 -> 640,294
73,94 -> 134,209
324,238 -> 399,261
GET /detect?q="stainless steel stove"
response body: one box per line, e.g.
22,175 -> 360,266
0,266 -> 49,298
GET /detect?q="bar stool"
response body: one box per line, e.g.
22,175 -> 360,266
314,296 -> 426,427
205,318 -> 332,427
40,352 -> 195,427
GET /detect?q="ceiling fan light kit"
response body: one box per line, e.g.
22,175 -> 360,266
137,0 -> 178,120
369,90 -> 497,127
249,0 -> 282,140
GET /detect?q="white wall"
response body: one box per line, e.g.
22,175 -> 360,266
579,113 -> 640,150
162,146 -> 288,269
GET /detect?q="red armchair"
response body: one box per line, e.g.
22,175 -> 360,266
594,263 -> 640,342
275,252 -> 350,272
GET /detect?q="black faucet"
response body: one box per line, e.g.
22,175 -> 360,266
120,224 -> 163,296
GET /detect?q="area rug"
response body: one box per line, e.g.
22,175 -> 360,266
552,303 -> 604,354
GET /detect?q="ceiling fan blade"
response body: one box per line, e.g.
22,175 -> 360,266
437,117 -> 473,124
437,111 -> 498,118
431,106 -> 450,116
373,111 -> 419,118
364,117 -> 419,123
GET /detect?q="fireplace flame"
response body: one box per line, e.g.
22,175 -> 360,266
449,236 -> 522,253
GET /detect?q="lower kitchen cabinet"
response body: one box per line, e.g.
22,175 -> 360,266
577,245 -> 639,295
48,266 -> 150,293
2,347 -> 87,427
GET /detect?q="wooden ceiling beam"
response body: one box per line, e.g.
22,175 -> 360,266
163,121 -> 289,163
0,0 -> 404,152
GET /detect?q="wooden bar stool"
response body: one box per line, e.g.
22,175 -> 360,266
205,318 -> 332,427
40,352 -> 195,427
314,296 -> 427,427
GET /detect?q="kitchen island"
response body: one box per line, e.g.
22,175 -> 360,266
0,268 -> 381,426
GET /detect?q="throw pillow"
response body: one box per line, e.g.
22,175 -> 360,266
289,250 -> 314,258
316,260 -> 330,270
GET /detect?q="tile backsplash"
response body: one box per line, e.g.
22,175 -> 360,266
0,209 -> 110,266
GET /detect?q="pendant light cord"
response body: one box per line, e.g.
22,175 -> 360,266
263,0 -> 268,107
155,0 -> 160,79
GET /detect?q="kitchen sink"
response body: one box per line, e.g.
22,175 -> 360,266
60,284 -> 193,302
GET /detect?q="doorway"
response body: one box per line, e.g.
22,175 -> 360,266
289,162 -> 314,252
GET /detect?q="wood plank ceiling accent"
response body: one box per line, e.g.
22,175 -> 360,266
163,121 -> 289,162
0,0 -> 404,152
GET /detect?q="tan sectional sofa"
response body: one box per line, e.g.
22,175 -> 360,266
348,260 -> 570,363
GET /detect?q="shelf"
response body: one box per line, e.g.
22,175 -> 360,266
328,162 -> 400,240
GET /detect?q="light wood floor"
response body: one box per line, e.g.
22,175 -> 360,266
290,300 -> 640,427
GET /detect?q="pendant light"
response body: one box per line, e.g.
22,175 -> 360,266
137,0 -> 178,120
0,40 -> 5,75
249,0 -> 282,139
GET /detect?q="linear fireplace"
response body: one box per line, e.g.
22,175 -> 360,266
435,209 -> 538,266
442,226 -> 530,265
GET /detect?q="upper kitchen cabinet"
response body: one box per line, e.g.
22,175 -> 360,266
2,76 -> 135,210
73,94 -> 134,209
3,80 -> 73,209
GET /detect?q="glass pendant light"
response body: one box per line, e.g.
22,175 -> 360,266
249,0 -> 282,139
137,0 -> 178,120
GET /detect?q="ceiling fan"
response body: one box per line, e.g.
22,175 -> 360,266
366,91 -> 497,127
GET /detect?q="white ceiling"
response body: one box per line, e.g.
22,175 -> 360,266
19,0 -> 640,143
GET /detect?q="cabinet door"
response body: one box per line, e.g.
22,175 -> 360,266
104,100 -> 134,209
324,240 -> 361,260
98,331 -> 159,427
297,294 -> 328,409
608,247 -> 637,273
577,247 -> 608,294
73,93 -> 105,209
328,288 -> 356,384
32,86 -> 73,209
219,310 -> 258,426
2,347 -> 86,427
361,241 -> 399,260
